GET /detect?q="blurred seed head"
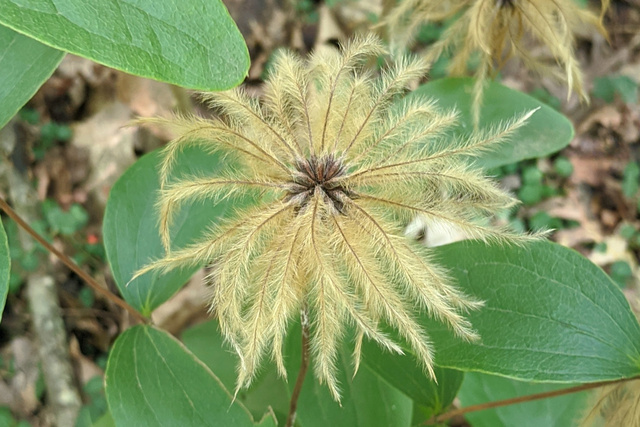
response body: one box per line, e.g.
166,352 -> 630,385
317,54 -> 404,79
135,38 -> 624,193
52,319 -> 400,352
384,0 -> 609,124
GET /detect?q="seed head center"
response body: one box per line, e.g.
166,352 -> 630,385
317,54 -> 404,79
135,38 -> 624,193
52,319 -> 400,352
286,155 -> 352,214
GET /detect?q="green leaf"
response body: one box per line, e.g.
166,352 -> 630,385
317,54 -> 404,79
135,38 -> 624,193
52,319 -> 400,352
284,323 -> 413,427
0,407 -> 11,425
0,220 -> 9,322
426,240 -> 640,382
92,412 -> 115,427
553,156 -> 574,178
181,321 -> 238,391
0,24 -> 64,129
414,78 -> 574,168
105,325 -> 276,427
76,407 -> 95,427
609,261 -> 632,288
622,162 -> 640,198
103,146 -> 247,316
183,321 -> 458,425
518,185 -> 544,206
42,200 -> 89,236
191,321 -> 399,426
0,0 -> 249,91
458,372 -> 589,427
182,320 -> 290,424
360,339 -> 462,417
528,88 -> 562,111
593,75 -> 638,105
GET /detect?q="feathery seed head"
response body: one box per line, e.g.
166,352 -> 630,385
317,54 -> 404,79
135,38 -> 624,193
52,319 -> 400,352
384,0 -> 610,124
131,35 -> 541,401
581,374 -> 640,427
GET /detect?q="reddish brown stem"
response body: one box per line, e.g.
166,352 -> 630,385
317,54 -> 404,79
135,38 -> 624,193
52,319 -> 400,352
0,197 -> 148,325
286,309 -> 311,427
430,376 -> 640,425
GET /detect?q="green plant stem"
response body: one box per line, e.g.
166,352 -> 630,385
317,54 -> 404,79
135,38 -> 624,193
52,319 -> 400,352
430,376 -> 640,424
286,308 -> 311,427
0,196 -> 148,325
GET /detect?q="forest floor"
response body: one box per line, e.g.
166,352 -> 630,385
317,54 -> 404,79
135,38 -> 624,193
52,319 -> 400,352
0,0 -> 638,425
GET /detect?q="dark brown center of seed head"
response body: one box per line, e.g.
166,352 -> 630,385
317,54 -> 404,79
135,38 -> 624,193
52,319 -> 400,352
285,154 -> 353,214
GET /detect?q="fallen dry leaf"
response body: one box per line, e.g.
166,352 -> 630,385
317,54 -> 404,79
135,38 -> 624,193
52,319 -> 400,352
34,145 -> 90,208
151,270 -> 210,336
569,156 -> 614,187
70,102 -> 138,207
315,5 -> 345,49
0,338 -> 41,416
68,336 -> 103,386
589,235 -> 637,269
116,73 -> 179,118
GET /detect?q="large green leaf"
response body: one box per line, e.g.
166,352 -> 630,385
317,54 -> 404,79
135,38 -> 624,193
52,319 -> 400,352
103,146 -> 248,316
0,220 -> 8,321
188,320 -> 418,427
104,326 -> 276,427
0,25 -> 64,129
427,240 -> 640,382
183,319 -> 460,425
284,323 -> 413,427
0,0 -> 248,91
414,78 -> 574,168
92,412 -> 116,427
458,372 -> 589,427
182,320 -> 290,424
360,339 -> 462,418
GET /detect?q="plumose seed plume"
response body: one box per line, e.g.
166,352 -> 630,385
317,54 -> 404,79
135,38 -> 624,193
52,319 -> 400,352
131,35 -> 540,400
384,0 -> 609,124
